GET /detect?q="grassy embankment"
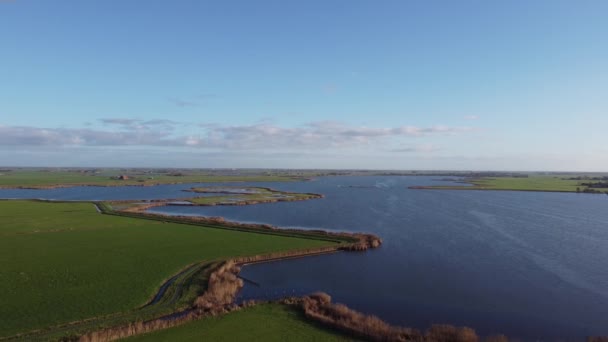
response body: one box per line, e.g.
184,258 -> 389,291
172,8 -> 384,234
0,200 -> 340,339
179,186 -> 321,206
125,303 -> 353,342
413,175 -> 608,194
107,187 -> 324,214
0,169 -> 306,189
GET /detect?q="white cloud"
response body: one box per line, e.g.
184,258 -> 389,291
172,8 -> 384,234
390,144 -> 441,153
0,120 -> 473,151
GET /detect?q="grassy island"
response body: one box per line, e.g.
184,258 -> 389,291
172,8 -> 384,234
186,186 -> 323,205
103,186 -> 324,216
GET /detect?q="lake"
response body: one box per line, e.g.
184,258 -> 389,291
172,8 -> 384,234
2,176 -> 607,340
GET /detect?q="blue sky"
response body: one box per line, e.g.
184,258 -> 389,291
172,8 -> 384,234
1,0 -> 607,170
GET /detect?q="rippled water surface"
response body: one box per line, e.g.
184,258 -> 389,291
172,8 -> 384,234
2,176 -> 608,340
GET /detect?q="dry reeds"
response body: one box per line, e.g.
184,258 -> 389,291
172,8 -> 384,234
294,292 -> 418,341
286,292 -> 495,342
194,261 -> 243,314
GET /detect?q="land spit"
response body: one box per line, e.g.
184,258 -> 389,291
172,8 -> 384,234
78,205 -> 505,342
74,201 -> 382,341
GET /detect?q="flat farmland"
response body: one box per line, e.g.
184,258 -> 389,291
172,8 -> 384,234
0,200 -> 335,337
0,169 -> 303,188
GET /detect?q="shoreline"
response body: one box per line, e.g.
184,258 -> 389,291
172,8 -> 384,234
235,249 -> 340,267
102,205 -> 380,248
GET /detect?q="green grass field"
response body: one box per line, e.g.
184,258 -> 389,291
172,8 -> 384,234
422,175 -> 608,193
0,200 -> 335,338
126,303 -> 354,342
0,169 -> 304,188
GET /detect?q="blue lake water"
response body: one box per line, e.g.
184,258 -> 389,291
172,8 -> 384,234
2,176 -> 607,340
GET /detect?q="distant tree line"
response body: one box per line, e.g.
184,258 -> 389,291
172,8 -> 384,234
567,176 -> 608,181
580,182 -> 608,188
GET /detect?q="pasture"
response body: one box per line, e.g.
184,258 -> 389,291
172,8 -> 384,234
0,169 -> 304,188
126,303 -> 353,342
0,200 -> 335,337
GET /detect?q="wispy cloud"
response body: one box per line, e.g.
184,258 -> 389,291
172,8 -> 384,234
99,118 -> 178,131
100,118 -> 139,125
464,115 -> 479,120
183,122 -> 472,149
0,125 -> 171,146
390,144 -> 441,153
0,121 -> 473,151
